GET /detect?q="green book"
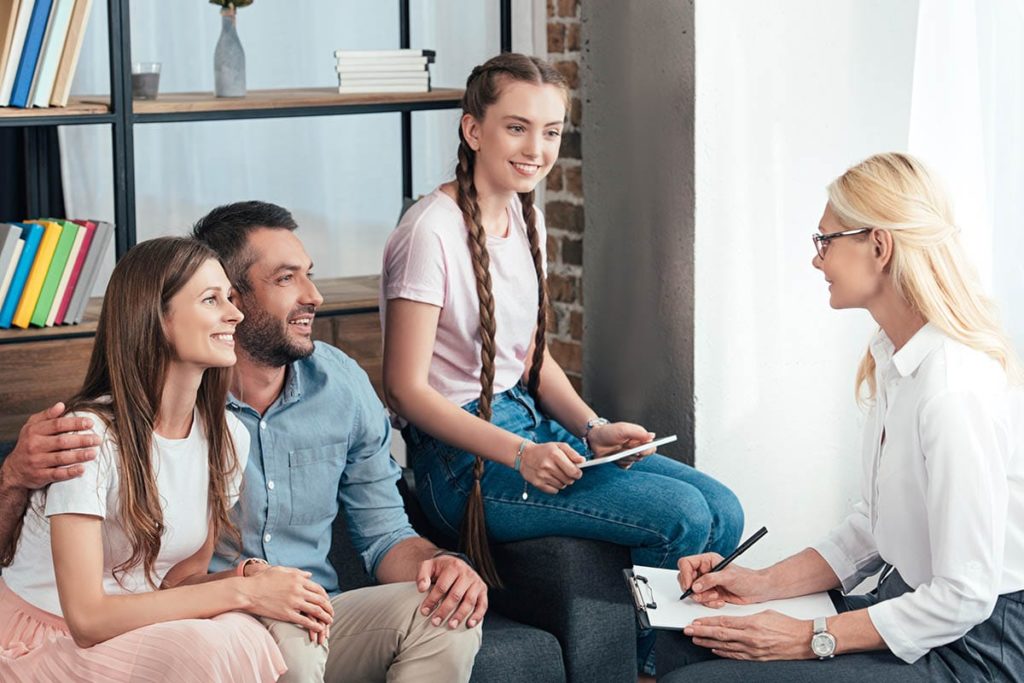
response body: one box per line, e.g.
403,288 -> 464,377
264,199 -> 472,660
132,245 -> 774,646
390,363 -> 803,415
29,220 -> 78,327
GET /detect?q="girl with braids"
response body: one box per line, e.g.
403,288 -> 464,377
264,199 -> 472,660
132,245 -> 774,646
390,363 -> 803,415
0,238 -> 333,681
664,154 -> 1024,682
382,53 -> 743,675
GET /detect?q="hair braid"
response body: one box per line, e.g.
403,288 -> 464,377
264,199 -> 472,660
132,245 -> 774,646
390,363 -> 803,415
454,135 -> 502,587
519,191 -> 549,398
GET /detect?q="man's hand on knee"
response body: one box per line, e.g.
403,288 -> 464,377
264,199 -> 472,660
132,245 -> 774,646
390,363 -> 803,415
2,403 -> 98,492
416,555 -> 488,630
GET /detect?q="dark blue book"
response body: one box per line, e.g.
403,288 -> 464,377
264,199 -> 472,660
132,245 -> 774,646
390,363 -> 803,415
0,223 -> 44,328
8,0 -> 54,108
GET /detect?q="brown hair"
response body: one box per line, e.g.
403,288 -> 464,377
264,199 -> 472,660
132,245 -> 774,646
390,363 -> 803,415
455,53 -> 569,586
1,237 -> 242,585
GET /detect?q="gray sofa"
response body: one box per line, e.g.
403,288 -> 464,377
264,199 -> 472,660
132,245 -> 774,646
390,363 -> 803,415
0,444 -> 640,682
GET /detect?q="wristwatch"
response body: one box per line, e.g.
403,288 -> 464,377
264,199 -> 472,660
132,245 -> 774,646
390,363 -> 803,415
810,616 -> 836,659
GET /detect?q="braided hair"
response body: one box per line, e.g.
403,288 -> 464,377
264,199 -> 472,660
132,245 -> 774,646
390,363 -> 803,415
454,53 -> 569,586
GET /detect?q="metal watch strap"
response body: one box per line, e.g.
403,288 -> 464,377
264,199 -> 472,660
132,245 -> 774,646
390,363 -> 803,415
583,417 -> 609,453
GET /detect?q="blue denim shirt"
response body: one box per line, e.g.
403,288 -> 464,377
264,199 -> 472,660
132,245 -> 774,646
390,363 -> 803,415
209,342 -> 416,594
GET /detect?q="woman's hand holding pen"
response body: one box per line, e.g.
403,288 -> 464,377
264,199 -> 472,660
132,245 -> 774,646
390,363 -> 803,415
520,442 -> 584,494
677,553 -> 771,607
587,422 -> 656,469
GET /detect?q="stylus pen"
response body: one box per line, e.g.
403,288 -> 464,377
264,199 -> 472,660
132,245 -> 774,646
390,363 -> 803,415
680,526 -> 768,600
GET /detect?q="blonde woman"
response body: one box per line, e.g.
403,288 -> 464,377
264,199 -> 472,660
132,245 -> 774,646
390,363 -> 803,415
665,153 -> 1023,681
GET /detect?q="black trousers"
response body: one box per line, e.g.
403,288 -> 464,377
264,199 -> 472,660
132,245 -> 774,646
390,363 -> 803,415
659,570 -> 1024,682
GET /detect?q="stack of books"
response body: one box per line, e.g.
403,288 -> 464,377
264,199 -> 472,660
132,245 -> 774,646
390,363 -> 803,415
0,0 -> 94,108
0,219 -> 114,329
334,48 -> 435,94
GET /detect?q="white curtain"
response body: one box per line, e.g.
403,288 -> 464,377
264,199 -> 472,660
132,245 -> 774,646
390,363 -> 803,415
908,0 -> 1024,351
59,0 -> 539,296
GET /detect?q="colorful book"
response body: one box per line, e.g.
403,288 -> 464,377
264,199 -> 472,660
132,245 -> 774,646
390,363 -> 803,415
9,220 -> 57,328
48,0 -> 89,106
8,0 -> 53,108
24,0 -> 56,105
0,222 -> 42,328
54,218 -> 93,324
0,223 -> 24,303
0,0 -> 31,105
29,218 -> 75,326
66,219 -> 112,324
45,219 -> 83,325
0,1 -> 23,98
28,0 -> 74,107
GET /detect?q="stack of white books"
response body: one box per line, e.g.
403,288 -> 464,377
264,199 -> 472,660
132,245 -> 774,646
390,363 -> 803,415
334,48 -> 434,94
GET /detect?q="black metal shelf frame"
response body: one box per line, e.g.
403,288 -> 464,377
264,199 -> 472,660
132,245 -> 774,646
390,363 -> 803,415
4,0 -> 513,261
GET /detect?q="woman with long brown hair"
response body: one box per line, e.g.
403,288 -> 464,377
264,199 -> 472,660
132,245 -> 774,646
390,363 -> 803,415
381,53 -> 744,677
0,237 -> 332,681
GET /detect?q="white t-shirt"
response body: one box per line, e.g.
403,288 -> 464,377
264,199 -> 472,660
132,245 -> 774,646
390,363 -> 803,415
812,323 -> 1023,663
381,187 -> 547,408
3,409 -> 250,616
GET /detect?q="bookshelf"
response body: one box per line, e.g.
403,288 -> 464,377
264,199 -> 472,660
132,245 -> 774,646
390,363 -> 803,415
0,0 -> 512,438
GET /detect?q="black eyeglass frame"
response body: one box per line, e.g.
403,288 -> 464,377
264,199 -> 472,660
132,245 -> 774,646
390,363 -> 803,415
812,227 -> 873,259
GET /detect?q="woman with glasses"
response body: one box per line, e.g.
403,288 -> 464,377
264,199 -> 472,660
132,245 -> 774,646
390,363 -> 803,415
663,152 -> 1023,682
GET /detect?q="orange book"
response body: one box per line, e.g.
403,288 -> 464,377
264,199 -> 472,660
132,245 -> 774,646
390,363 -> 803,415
11,220 -> 61,328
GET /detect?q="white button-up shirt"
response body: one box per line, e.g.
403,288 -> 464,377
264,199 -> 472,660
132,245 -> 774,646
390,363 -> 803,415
812,323 -> 1023,663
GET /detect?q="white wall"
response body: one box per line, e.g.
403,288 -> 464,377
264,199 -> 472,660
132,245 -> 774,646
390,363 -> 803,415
58,0 -> 539,296
693,0 -> 920,566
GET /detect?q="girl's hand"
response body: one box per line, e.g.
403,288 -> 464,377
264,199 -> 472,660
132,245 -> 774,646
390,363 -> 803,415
242,566 -> 334,645
587,422 -> 656,468
677,554 -> 772,607
520,442 -> 584,494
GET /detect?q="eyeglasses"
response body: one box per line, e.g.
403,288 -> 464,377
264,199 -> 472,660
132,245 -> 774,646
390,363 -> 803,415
812,227 -> 872,259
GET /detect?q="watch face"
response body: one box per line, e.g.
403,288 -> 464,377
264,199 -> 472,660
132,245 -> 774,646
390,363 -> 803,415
811,632 -> 836,657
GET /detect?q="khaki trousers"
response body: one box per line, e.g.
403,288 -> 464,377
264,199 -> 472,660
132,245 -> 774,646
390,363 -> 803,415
260,581 -> 481,683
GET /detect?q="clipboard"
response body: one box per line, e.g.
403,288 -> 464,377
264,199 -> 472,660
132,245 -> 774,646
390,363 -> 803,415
623,565 -> 837,631
623,568 -> 657,629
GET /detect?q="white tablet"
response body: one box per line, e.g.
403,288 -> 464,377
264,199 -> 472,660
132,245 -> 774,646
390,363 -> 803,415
578,434 -> 678,469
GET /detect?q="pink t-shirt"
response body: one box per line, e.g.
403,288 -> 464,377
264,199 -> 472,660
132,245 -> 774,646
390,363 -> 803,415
381,187 -> 546,409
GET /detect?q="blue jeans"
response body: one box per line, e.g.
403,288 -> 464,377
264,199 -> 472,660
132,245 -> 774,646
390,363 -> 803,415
405,384 -> 745,569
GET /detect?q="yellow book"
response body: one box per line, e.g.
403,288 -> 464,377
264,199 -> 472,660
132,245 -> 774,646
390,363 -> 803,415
11,220 -> 61,328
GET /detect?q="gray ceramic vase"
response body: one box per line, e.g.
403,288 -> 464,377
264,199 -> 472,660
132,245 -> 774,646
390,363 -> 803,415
214,11 -> 246,98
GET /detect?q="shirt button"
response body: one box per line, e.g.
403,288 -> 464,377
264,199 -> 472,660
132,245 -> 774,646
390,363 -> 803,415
267,480 -> 275,490
264,533 -> 272,543
260,421 -> 267,430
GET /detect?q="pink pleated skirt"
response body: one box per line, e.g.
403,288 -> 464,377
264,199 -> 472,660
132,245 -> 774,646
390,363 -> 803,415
0,579 -> 286,682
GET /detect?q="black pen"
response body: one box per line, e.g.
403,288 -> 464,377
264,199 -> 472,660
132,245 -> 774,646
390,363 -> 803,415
680,526 -> 768,600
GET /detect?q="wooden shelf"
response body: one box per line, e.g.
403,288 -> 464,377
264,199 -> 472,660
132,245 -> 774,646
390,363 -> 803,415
0,97 -> 110,118
0,274 -> 381,344
125,87 -> 463,115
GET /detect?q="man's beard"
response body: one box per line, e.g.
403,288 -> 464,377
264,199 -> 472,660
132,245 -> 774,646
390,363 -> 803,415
235,301 -> 316,368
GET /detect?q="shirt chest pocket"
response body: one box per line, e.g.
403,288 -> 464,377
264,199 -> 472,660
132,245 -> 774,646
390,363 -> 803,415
288,442 -> 347,526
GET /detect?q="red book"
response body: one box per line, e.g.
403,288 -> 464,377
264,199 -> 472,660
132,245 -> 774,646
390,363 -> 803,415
54,219 -> 96,325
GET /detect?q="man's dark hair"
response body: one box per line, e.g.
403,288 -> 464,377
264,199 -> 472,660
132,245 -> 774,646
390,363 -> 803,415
191,200 -> 298,294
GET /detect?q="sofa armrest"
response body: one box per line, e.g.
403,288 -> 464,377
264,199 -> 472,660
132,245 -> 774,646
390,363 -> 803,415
490,536 -> 637,683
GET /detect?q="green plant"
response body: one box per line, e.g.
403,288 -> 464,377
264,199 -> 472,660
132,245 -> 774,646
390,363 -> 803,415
209,0 -> 254,9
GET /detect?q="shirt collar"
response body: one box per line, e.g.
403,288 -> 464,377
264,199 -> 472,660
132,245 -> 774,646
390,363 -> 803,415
870,322 -> 945,378
226,361 -> 304,411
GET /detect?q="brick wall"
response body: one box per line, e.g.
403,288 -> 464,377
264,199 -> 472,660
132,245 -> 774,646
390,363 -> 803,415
544,0 -> 584,392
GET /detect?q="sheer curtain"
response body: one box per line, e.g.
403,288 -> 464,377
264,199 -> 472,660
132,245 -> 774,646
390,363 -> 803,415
58,0 -> 539,296
908,0 -> 1024,351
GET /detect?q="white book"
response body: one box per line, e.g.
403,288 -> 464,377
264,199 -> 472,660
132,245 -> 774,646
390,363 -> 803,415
29,0 -> 75,107
0,224 -> 25,304
337,83 -> 430,94
340,70 -> 429,81
336,59 -> 427,71
339,79 -> 429,89
45,221 -> 83,325
334,48 -> 434,60
0,0 -> 34,105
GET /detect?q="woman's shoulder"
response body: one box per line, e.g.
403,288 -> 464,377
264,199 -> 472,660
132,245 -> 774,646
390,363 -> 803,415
393,186 -> 465,239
